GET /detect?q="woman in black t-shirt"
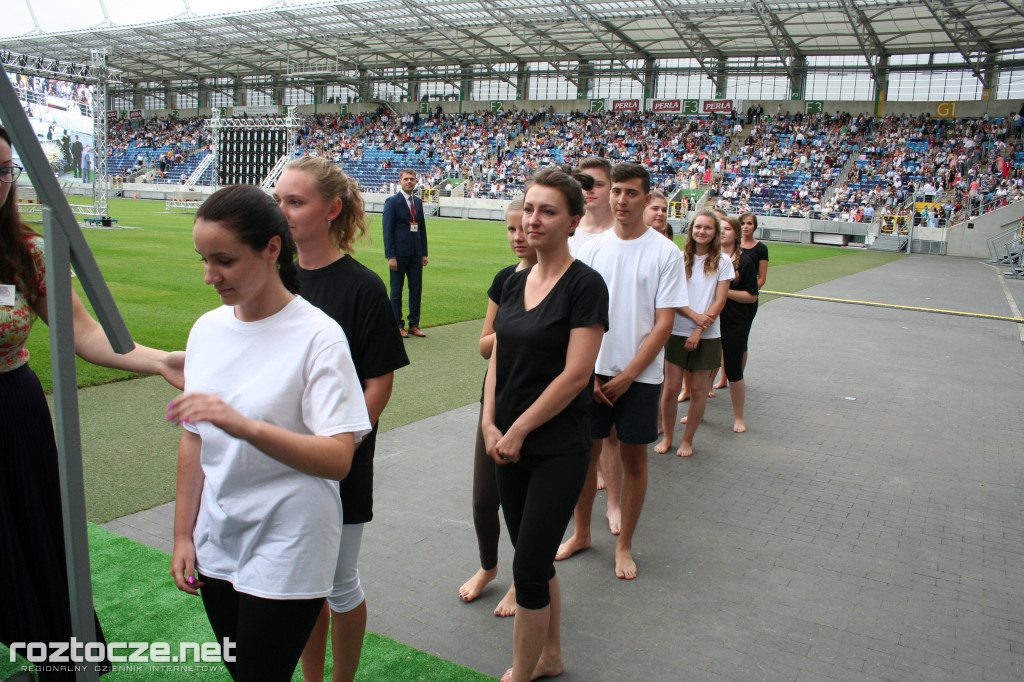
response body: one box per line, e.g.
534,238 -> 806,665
482,169 -> 608,682
459,197 -> 534,617
275,157 -> 410,682
718,215 -> 759,433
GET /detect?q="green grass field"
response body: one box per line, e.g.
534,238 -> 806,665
27,196 -> 892,391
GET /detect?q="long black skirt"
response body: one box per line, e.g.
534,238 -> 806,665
0,364 -> 109,680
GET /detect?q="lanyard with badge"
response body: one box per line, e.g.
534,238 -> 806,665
407,195 -> 419,233
0,284 -> 15,307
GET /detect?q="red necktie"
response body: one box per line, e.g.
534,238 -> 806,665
408,196 -> 416,219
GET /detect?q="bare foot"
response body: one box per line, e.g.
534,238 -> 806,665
596,469 -> 606,491
713,378 -> 727,390
615,548 -> 638,580
679,415 -> 704,425
653,436 -> 672,454
555,535 -> 590,561
677,442 -> 693,457
532,655 -> 565,679
494,585 -> 517,617
733,418 -> 746,433
606,508 -> 621,536
459,567 -> 497,603
677,389 -> 689,403
502,655 -> 567,681
707,390 -> 715,398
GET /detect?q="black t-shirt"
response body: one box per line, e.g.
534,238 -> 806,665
720,251 -> 759,338
298,254 -> 410,524
493,260 -> 609,456
488,263 -> 519,304
745,240 -> 769,318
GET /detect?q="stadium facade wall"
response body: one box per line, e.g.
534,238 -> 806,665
137,97 -> 1022,122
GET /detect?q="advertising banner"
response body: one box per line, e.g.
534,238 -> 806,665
701,99 -> 733,114
612,99 -> 640,112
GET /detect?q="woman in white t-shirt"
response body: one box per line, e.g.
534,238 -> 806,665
654,211 -> 733,458
168,185 -> 371,681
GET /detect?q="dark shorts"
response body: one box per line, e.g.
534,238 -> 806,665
589,376 -> 661,445
665,334 -> 722,371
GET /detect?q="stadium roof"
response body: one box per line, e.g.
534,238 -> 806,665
3,0 -> 1024,91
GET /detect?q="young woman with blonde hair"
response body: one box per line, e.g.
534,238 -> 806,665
274,157 -> 409,682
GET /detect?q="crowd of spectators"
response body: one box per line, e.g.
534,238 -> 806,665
98,104 -> 1024,225
712,111 -> 863,218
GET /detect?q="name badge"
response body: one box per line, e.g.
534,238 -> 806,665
0,284 -> 15,306
409,222 -> 419,233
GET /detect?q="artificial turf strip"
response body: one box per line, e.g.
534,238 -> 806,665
25,196 -> 852,392
0,643 -> 35,681
86,524 -> 492,682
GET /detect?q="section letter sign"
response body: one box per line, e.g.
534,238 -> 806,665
612,99 -> 640,112
651,99 -> 681,114
701,99 -> 733,114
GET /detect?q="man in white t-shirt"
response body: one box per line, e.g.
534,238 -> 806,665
567,157 -> 625,536
557,163 -> 687,580
568,157 -> 614,257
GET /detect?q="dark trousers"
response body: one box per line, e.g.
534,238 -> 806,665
495,451 -> 589,610
472,407 -> 501,570
390,256 -> 423,329
198,574 -> 324,681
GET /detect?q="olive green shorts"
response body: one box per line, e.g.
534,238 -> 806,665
664,334 -> 722,371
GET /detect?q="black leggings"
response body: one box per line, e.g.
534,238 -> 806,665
722,333 -> 749,383
472,408 -> 501,570
198,574 -> 324,681
495,451 -> 589,610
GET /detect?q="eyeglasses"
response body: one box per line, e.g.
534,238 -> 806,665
0,165 -> 24,183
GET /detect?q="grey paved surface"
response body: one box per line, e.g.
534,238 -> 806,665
105,254 -> 1024,681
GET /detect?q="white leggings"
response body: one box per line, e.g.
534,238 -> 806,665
327,523 -> 365,613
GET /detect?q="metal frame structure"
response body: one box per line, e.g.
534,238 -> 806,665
206,105 -> 302,190
3,1 -> 1024,105
1,48 -> 118,217
0,61 -> 135,682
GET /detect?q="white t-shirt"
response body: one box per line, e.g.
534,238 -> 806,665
183,297 -> 371,599
577,227 -> 687,385
673,253 -> 735,338
567,225 -> 606,258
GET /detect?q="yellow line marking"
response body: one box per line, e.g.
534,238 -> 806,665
760,290 -> 1024,324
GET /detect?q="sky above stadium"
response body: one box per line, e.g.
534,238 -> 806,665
3,0 -> 329,38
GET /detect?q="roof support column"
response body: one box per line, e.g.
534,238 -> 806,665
577,59 -> 592,100
517,61 -> 529,101
197,78 -> 209,109
132,83 -> 144,110
233,77 -> 247,107
982,50 -> 998,100
715,58 -> 728,99
272,78 -> 285,106
164,80 -> 177,110
873,55 -> 889,116
407,66 -> 420,102
460,64 -> 474,102
358,68 -> 371,102
643,58 -> 656,99
791,56 -> 807,101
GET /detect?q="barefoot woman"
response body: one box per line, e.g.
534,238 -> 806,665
459,197 -> 534,618
482,168 -> 608,682
718,215 -> 758,433
654,211 -> 732,458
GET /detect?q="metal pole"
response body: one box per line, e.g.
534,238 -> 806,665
44,208 -> 101,682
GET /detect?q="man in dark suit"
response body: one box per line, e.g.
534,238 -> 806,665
383,169 -> 429,338
71,136 -> 83,178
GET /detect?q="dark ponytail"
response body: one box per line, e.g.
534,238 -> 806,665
195,184 -> 300,294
